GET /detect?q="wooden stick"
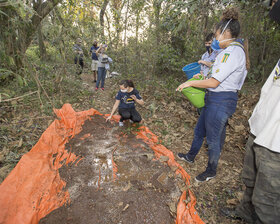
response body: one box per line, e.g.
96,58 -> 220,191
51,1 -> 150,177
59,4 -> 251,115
0,91 -> 38,103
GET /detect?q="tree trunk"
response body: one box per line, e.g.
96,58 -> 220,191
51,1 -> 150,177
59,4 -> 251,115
38,22 -> 47,60
203,0 -> 209,37
105,12 -> 112,43
100,0 -> 110,41
0,0 -> 61,71
123,0 -> 130,72
135,11 -> 140,61
152,0 -> 162,75
153,0 -> 161,45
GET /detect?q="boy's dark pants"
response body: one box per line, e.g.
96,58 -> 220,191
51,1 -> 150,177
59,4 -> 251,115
119,108 -> 141,123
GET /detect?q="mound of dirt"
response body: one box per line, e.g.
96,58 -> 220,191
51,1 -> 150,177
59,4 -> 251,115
40,115 -> 183,224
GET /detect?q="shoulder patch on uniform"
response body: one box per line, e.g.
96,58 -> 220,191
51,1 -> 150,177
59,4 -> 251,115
221,53 -> 230,63
274,61 -> 280,81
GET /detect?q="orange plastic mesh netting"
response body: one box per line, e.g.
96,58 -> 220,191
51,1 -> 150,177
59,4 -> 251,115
0,104 -> 204,224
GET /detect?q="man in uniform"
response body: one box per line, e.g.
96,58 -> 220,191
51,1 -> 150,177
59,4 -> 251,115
222,1 -> 280,223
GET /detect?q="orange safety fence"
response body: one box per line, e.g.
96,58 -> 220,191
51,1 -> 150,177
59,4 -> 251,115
135,126 -> 204,224
0,104 -> 204,224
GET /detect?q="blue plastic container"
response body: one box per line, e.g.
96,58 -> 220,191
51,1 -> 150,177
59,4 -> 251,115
182,62 -> 201,79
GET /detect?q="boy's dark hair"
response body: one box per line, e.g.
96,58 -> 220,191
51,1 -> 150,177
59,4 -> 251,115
205,33 -> 214,42
119,80 -> 134,88
216,8 -> 240,38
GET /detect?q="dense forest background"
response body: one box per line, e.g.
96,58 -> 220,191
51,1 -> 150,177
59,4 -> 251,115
1,0 -> 280,83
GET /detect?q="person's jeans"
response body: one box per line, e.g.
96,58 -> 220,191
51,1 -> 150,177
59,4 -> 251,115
186,91 -> 238,174
96,67 -> 106,88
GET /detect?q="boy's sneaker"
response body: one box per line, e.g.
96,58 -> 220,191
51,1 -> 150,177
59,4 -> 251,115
95,87 -> 98,91
119,122 -> 124,127
177,153 -> 194,164
101,88 -> 105,91
195,170 -> 216,182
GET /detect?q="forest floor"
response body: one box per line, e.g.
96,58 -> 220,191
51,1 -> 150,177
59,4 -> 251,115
0,65 -> 262,224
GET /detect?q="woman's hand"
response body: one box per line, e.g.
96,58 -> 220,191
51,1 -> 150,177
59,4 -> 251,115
193,73 -> 202,79
106,115 -> 112,122
176,81 -> 193,92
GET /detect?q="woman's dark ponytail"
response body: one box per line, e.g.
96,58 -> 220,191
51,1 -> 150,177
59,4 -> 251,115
216,7 -> 240,38
216,8 -> 250,70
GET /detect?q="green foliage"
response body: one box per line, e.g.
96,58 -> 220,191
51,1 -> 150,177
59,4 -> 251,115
1,0 -> 280,88
26,46 -> 40,62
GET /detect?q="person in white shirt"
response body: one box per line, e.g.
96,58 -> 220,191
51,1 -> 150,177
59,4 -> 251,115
234,59 -> 280,224
222,1 -> 280,223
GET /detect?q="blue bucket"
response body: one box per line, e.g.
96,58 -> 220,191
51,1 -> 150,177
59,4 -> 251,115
182,62 -> 201,79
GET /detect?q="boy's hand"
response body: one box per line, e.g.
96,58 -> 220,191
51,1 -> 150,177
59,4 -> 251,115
198,60 -> 206,65
106,115 -> 112,122
130,95 -> 137,100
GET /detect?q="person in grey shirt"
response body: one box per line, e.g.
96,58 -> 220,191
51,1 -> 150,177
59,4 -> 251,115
73,38 -> 84,75
95,44 -> 111,91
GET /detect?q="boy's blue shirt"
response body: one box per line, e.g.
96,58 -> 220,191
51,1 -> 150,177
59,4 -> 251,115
116,89 -> 142,109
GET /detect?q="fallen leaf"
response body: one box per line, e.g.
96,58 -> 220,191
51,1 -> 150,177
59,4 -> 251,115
122,204 -> 129,212
26,119 -> 33,128
18,138 -> 23,148
226,198 -> 239,205
159,156 -> 169,162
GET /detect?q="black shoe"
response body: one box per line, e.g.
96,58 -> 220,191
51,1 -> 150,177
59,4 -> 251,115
177,153 -> 194,164
220,208 -> 242,220
195,170 -> 216,182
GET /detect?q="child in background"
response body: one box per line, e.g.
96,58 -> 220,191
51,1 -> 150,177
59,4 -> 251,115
198,33 -> 223,77
106,80 -> 144,127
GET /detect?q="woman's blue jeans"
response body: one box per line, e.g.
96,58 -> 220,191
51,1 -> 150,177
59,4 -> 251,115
186,91 -> 238,174
96,67 -> 106,88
